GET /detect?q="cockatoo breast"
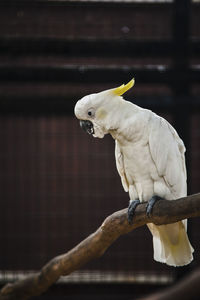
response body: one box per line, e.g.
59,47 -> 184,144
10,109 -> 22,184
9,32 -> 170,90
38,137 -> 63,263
118,137 -> 172,203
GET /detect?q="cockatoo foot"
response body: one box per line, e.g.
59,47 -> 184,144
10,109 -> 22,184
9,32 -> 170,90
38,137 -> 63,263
128,199 -> 140,224
146,195 -> 163,218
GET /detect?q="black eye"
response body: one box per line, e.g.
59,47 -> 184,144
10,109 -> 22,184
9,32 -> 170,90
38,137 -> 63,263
87,108 -> 94,117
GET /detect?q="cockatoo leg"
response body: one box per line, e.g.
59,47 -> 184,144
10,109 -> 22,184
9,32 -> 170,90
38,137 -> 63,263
128,199 -> 140,224
146,195 -> 163,218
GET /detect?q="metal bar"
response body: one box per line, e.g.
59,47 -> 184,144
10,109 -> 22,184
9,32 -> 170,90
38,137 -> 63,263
172,0 -> 192,281
172,0 -> 191,182
0,0 -> 173,8
0,65 -> 199,83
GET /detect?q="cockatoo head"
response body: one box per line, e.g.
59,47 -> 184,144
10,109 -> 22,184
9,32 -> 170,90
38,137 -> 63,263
74,79 -> 134,138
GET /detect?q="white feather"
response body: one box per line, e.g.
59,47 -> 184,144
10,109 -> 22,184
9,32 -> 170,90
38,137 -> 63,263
74,87 -> 194,267
114,107 -> 194,266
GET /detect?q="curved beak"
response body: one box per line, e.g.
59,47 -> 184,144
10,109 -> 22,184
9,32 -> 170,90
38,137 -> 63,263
80,120 -> 94,135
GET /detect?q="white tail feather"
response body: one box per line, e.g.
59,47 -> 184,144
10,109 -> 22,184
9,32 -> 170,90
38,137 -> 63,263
147,222 -> 194,267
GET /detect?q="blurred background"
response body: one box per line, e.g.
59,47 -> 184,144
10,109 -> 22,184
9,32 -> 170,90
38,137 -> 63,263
0,0 -> 200,299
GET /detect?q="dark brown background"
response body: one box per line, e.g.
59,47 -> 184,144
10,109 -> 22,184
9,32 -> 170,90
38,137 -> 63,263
0,1 -> 200,299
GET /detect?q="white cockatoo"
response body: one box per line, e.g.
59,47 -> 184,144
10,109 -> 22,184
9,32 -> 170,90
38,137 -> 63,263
74,79 -> 194,266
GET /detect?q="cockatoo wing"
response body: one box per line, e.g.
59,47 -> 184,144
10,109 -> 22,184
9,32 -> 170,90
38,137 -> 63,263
148,114 -> 187,198
115,140 -> 129,192
147,114 -> 194,266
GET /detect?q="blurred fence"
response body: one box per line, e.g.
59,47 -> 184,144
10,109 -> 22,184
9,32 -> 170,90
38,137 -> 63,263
0,0 -> 200,297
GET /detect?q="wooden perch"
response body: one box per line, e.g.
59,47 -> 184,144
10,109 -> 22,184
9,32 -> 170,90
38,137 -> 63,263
1,193 -> 200,300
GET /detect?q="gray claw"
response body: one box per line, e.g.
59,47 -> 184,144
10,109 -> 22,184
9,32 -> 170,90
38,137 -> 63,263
128,199 -> 140,224
146,195 -> 163,218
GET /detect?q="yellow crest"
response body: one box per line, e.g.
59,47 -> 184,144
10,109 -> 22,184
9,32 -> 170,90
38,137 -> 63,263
113,78 -> 135,96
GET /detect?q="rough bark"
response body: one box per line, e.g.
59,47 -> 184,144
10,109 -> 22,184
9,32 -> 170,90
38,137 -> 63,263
1,193 -> 200,300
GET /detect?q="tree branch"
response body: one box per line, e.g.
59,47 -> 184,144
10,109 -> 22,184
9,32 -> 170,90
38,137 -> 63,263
1,193 -> 200,300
